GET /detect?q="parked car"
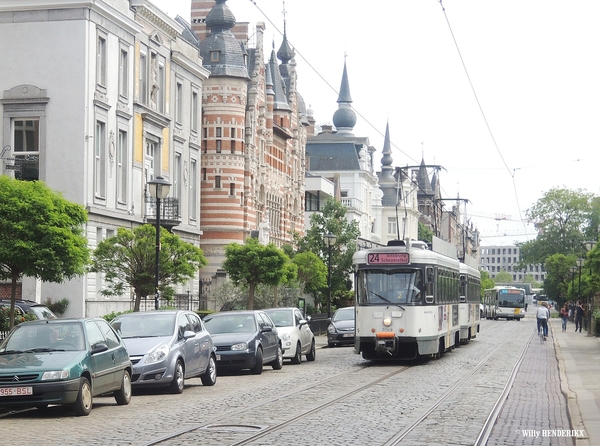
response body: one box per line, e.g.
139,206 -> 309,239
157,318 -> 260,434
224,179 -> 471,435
0,299 -> 57,320
264,307 -> 316,364
0,318 -> 132,416
110,310 -> 217,394
203,310 -> 283,375
327,306 -> 355,348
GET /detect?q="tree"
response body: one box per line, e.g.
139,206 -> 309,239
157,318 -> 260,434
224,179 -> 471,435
91,225 -> 207,311
418,222 -> 433,243
542,253 -> 577,304
519,188 -> 595,265
493,271 -> 513,283
296,198 -> 360,311
479,271 -> 495,298
0,176 -> 89,329
222,237 -> 292,310
292,251 -> 327,298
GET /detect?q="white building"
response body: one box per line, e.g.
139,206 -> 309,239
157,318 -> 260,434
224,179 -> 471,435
0,0 -> 209,316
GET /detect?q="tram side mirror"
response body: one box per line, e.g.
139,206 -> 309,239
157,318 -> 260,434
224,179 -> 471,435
427,269 -> 434,283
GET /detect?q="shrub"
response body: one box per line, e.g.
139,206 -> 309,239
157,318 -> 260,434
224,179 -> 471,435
44,298 -> 70,315
0,306 -> 36,332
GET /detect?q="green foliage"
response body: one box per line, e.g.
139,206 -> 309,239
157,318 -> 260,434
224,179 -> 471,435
0,306 -> 36,332
292,251 -> 327,296
418,223 -> 434,243
214,280 -> 300,311
493,270 -> 513,283
480,270 -> 495,299
91,225 -> 208,312
101,309 -> 133,322
43,298 -> 70,315
222,237 -> 292,309
295,198 -> 360,311
519,188 -> 595,265
543,253 -> 577,302
593,309 -> 600,337
0,176 -> 89,329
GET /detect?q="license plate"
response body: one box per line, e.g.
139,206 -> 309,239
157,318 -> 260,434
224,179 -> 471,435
0,387 -> 33,397
343,333 -> 353,337
216,355 -> 221,361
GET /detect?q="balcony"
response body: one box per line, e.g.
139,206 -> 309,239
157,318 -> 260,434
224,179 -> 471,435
144,196 -> 181,230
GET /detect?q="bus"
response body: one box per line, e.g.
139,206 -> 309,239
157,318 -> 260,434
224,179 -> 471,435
353,237 -> 461,360
483,286 -> 525,321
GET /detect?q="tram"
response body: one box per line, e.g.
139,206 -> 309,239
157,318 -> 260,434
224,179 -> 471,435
458,259 -> 481,343
483,286 -> 525,321
353,237 -> 461,360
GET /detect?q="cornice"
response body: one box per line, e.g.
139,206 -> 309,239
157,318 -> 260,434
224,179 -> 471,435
131,0 -> 183,40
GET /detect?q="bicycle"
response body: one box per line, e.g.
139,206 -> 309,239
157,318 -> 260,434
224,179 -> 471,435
538,319 -> 547,343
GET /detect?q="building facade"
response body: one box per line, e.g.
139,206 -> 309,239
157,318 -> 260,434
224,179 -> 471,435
0,0 -> 209,316
480,245 -> 546,282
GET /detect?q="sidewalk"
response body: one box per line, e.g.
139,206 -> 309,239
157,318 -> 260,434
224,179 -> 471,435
551,316 -> 600,446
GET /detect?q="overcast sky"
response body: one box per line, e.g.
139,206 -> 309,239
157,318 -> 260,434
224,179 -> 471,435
151,0 -> 600,246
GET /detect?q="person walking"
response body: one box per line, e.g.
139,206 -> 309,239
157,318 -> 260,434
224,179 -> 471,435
560,303 -> 569,332
574,300 -> 585,333
536,302 -> 549,340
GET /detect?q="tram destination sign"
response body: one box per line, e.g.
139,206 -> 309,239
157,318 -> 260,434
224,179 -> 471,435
367,252 -> 410,265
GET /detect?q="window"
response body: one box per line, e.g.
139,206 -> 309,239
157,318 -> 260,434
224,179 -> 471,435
216,127 -> 221,138
191,91 -> 199,132
119,48 -> 128,98
189,158 -> 197,220
215,175 -> 221,189
13,119 -> 40,181
202,167 -> 207,181
139,50 -> 148,104
96,33 -> 107,87
230,182 -> 235,197
173,152 -> 182,201
231,139 -> 236,153
116,130 -> 128,204
210,51 -> 220,62
216,140 -> 221,153
94,120 -> 106,198
387,217 -> 397,235
175,81 -> 183,124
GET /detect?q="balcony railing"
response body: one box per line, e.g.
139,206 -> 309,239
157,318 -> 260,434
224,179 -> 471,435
145,196 -> 181,229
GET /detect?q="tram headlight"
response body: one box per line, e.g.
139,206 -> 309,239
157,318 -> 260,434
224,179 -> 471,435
383,317 -> 392,327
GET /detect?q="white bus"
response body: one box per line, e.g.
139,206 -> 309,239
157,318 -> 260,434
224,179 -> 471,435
483,286 -> 525,321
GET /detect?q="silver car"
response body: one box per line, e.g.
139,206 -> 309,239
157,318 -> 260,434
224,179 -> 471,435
111,310 -> 217,394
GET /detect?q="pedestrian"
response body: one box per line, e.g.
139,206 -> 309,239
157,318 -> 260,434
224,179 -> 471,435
574,300 -> 585,333
536,302 -> 549,339
560,303 -> 569,332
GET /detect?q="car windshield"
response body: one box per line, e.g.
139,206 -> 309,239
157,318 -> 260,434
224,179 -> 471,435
204,314 -> 256,334
264,310 -> 293,327
333,308 -> 354,322
112,314 -> 175,338
28,306 -> 57,320
0,322 -> 85,352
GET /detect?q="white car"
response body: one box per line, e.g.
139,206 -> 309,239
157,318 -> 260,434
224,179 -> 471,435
264,307 -> 316,364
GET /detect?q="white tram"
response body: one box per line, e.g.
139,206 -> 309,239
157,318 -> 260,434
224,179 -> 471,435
483,286 -> 526,321
353,238 -> 461,360
458,260 -> 481,344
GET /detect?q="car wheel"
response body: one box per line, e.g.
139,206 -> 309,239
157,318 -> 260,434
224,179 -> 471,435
306,339 -> 316,362
271,344 -> 283,370
291,341 -> 302,364
73,377 -> 93,416
114,370 -> 132,405
251,348 -> 263,375
169,360 -> 185,394
200,355 -> 217,386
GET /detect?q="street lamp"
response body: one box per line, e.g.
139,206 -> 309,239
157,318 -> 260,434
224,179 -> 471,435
147,176 -> 171,310
324,232 -> 337,319
584,241 -> 597,335
570,266 -> 577,300
576,257 -> 584,329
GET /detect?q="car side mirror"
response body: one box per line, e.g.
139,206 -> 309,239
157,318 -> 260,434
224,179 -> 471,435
261,326 -> 273,333
91,342 -> 108,354
183,330 -> 196,340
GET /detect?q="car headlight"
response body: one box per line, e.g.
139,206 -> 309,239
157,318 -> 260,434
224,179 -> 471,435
327,324 -> 336,334
146,345 -> 169,364
42,370 -> 69,380
280,333 -> 291,342
231,342 -> 248,351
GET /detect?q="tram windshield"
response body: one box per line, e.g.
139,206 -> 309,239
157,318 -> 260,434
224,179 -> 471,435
357,269 -> 423,306
497,289 -> 525,308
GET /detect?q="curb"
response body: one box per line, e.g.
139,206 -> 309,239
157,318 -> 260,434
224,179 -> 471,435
551,319 -> 590,446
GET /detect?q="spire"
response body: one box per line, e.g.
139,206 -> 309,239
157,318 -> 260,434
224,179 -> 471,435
277,0 -> 295,64
378,121 -> 400,206
332,57 -> 357,133
417,157 -> 434,195
269,47 -> 291,111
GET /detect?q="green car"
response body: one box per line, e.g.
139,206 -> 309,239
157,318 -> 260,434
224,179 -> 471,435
0,318 -> 132,416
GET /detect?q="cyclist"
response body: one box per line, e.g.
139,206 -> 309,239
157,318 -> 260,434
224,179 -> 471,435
536,302 -> 550,340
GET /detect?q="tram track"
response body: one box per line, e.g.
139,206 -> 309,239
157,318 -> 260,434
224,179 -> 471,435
139,361 -> 412,446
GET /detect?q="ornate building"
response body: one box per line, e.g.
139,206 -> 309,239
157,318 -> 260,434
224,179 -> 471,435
193,0 -> 308,279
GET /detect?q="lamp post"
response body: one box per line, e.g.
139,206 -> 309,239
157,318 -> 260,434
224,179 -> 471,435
147,176 -> 171,310
584,241 -> 597,335
576,257 -> 584,329
324,232 -> 337,319
570,265 -> 577,299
